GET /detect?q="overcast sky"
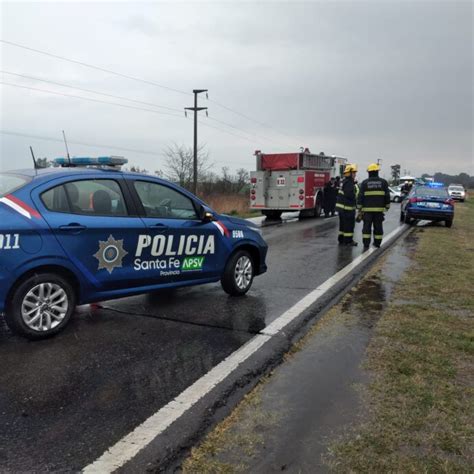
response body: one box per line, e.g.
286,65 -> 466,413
1,0 -> 472,177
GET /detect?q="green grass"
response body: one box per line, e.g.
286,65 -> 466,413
327,201 -> 474,472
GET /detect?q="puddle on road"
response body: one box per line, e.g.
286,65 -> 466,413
183,233 -> 418,474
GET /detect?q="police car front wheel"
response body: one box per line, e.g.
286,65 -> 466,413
221,250 -> 254,296
6,273 -> 76,340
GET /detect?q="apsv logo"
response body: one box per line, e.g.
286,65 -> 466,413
182,256 -> 205,271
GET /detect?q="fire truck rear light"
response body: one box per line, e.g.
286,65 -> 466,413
250,195 -> 256,200
299,195 -> 304,200
299,189 -> 304,194
251,177 -> 257,183
297,176 -> 305,183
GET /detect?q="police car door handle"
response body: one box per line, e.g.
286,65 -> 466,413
149,223 -> 168,232
59,223 -> 87,232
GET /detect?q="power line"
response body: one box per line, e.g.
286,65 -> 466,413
0,130 -> 162,156
1,71 -> 183,113
1,129 -> 257,166
207,97 -> 302,144
206,115 -> 293,148
0,39 -> 190,96
1,81 -> 275,147
1,71 -> 288,147
0,81 -> 184,118
1,39 -> 302,147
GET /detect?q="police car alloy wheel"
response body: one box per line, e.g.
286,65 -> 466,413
6,273 -> 76,340
221,250 -> 254,296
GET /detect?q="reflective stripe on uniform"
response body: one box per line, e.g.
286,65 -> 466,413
342,232 -> 354,237
362,233 -> 371,238
336,203 -> 356,210
361,207 -> 386,212
374,235 -> 383,240
363,190 -> 386,196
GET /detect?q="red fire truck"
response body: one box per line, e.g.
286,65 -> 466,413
250,149 -> 347,219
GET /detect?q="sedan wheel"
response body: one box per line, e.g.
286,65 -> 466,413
234,255 -> 253,291
6,273 -> 75,339
21,283 -> 69,332
221,250 -> 255,296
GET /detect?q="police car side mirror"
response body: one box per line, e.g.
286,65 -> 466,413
199,204 -> 214,222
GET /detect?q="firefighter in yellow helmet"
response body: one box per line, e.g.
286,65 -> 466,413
336,164 -> 358,246
357,163 -> 391,249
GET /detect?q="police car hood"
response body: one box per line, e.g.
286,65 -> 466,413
220,215 -> 259,230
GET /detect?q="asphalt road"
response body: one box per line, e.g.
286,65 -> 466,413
0,207 -> 403,472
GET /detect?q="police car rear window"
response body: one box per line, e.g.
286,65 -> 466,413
416,187 -> 448,197
0,174 -> 31,197
41,179 -> 129,216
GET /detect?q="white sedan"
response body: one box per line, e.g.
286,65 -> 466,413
389,186 -> 402,202
448,185 -> 466,202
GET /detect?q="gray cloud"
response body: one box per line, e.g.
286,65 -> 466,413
1,1 -> 472,177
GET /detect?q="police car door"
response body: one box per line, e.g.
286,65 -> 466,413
130,179 -> 226,284
35,176 -> 146,290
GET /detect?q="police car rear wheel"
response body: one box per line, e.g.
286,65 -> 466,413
6,273 -> 75,340
221,250 -> 254,296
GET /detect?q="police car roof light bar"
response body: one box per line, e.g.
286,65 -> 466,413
54,156 -> 128,167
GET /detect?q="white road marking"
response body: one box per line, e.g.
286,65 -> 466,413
83,223 -> 407,473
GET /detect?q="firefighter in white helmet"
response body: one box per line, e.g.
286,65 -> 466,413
336,164 -> 358,246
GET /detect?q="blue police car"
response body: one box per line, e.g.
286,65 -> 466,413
400,182 -> 455,227
0,157 -> 268,339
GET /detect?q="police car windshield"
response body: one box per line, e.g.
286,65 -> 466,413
415,187 -> 448,197
0,174 -> 31,197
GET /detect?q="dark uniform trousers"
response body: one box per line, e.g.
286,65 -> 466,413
362,212 -> 384,247
338,209 -> 356,243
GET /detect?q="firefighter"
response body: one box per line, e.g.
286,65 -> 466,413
357,163 -> 391,249
336,164 -> 358,246
323,177 -> 337,217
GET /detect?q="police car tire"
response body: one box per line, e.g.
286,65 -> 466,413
221,250 -> 254,296
6,273 -> 75,340
445,219 -> 453,228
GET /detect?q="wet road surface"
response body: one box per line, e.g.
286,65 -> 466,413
0,208 -> 403,471
183,232 -> 417,472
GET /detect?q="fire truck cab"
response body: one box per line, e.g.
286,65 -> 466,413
250,149 -> 347,219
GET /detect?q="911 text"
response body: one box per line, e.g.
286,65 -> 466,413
0,234 -> 20,250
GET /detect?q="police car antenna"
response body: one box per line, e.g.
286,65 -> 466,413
30,146 -> 38,174
62,130 -> 72,166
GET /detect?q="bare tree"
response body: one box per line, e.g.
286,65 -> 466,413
163,143 -> 211,190
36,157 -> 53,168
236,168 -> 250,190
128,165 -> 149,174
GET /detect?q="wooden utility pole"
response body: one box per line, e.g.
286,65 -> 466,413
185,89 -> 208,194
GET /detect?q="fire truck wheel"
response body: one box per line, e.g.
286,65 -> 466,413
314,194 -> 323,217
262,210 -> 282,220
221,250 -> 254,296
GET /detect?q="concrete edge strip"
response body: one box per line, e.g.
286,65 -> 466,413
83,223 -> 408,473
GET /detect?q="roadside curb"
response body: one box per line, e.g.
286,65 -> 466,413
101,224 -> 412,473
